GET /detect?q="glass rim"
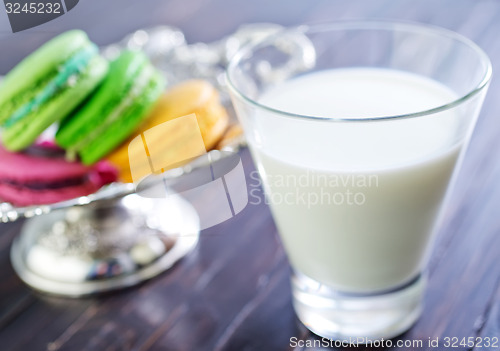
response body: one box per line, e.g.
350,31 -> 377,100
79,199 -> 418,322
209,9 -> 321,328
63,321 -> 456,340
226,20 -> 493,122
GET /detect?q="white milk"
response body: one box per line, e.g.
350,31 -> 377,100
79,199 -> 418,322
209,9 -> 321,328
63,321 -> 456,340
251,68 -> 461,293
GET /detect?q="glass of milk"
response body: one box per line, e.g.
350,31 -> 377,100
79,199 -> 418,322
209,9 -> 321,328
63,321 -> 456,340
226,21 -> 491,340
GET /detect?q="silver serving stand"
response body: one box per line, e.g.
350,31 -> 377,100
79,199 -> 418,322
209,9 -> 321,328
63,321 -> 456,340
4,146 -> 246,297
1,24 -> 312,297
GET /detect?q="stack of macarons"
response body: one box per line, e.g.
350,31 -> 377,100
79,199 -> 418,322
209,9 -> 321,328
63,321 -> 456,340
0,30 -> 234,206
0,30 -> 164,205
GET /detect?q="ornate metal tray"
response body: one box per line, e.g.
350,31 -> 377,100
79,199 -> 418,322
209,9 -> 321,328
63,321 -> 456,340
0,24 -> 310,296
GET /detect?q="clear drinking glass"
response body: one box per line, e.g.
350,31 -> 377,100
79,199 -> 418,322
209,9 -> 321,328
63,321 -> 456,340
226,21 -> 491,340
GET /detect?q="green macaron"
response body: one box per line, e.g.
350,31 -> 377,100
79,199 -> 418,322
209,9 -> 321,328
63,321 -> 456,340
0,30 -> 108,151
55,50 -> 165,165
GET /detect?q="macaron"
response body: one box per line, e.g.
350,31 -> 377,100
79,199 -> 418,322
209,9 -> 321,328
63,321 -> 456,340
0,30 -> 108,151
0,142 -> 117,206
55,50 -> 165,165
106,80 -> 229,183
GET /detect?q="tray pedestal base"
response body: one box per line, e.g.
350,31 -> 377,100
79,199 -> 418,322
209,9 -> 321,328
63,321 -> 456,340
10,194 -> 199,297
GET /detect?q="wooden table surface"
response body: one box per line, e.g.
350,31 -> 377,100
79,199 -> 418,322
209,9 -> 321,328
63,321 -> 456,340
1,0 -> 500,350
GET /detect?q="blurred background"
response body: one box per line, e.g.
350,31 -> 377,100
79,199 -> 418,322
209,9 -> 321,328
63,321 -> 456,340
0,0 -> 499,350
